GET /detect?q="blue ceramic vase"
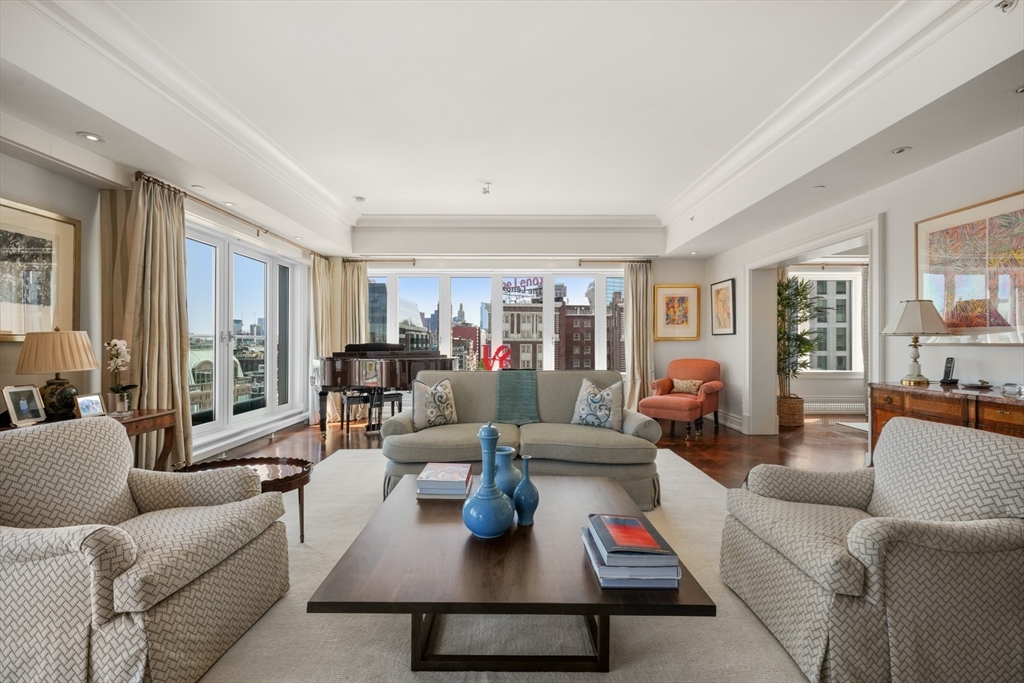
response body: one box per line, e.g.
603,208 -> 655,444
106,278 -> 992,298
462,423 -> 515,539
494,445 -> 522,498
513,455 -> 540,526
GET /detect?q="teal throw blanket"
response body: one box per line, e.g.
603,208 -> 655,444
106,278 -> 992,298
497,370 -> 540,425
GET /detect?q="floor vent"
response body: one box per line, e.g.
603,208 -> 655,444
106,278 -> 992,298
805,401 -> 866,413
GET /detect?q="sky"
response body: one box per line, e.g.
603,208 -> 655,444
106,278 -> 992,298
186,238 -> 268,336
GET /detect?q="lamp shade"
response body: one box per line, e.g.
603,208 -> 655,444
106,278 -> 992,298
882,300 -> 950,336
16,330 -> 100,374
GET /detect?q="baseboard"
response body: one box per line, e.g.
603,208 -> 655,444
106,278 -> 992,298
718,411 -> 744,432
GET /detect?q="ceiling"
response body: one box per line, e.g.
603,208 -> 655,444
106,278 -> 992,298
0,0 -> 1021,257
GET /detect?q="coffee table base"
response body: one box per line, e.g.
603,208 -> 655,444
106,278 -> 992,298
410,612 -> 610,672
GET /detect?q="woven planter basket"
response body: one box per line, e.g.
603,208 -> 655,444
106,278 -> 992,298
778,396 -> 804,427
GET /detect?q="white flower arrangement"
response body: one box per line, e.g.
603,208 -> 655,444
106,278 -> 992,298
104,339 -> 137,396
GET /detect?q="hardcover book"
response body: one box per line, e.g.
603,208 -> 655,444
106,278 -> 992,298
588,513 -> 678,567
416,463 -> 472,491
581,528 -> 681,582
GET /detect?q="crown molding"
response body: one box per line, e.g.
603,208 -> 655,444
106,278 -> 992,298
657,0 -> 985,231
356,214 -> 664,231
24,0 -> 362,227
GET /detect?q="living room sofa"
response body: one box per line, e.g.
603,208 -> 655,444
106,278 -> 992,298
0,417 -> 290,683
381,370 -> 663,509
719,417 -> 1024,683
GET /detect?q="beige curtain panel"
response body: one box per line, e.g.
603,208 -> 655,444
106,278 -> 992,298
340,260 -> 368,348
100,181 -> 192,469
624,261 -> 654,410
312,255 -> 341,424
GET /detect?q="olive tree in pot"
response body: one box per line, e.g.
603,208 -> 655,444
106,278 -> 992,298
777,276 -> 825,427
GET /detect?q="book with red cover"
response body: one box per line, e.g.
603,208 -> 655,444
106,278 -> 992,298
588,513 -> 678,567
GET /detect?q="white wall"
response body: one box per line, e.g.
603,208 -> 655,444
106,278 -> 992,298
651,258 -> 706,378
704,127 -> 1024,432
0,153 -> 102,393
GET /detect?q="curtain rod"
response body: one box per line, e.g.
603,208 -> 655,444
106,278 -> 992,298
349,258 -> 417,264
578,258 -> 652,266
134,171 -> 325,259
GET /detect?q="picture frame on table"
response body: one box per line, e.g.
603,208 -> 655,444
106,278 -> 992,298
2,385 -> 47,427
74,394 -> 106,418
0,199 -> 81,342
710,278 -> 736,335
916,190 -> 1023,346
654,284 -> 700,341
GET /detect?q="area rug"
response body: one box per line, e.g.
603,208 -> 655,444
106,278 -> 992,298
197,450 -> 805,683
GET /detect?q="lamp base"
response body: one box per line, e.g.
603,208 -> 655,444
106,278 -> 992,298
38,374 -> 79,420
900,375 -> 931,387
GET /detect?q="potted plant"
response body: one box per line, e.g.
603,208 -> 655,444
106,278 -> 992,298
105,338 -> 138,416
777,276 -> 824,427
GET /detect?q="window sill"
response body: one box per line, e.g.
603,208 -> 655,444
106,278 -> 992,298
798,371 -> 864,379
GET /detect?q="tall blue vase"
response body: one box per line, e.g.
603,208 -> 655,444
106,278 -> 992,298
462,423 -> 515,539
513,455 -> 540,526
494,446 -> 522,499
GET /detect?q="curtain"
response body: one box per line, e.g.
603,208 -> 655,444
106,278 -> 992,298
624,261 -> 654,410
340,260 -> 368,347
100,180 -> 192,469
312,255 -> 341,424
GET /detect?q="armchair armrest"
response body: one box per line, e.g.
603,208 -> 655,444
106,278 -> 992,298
381,411 -> 415,438
746,465 -> 874,510
650,378 -> 673,396
622,408 -> 662,443
697,380 -> 724,401
1,524 -> 137,627
128,467 -> 260,513
848,517 -> 1024,606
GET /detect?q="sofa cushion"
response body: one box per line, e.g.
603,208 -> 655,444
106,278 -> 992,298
519,423 -> 657,464
383,423 -> 520,463
536,370 -> 625,424
638,393 -> 703,421
727,488 -> 870,596
113,493 -> 284,612
570,378 -> 623,431
412,378 -> 458,431
416,371 -> 498,424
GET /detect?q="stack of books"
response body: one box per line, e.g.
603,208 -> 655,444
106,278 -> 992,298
416,462 -> 472,500
582,513 -> 681,589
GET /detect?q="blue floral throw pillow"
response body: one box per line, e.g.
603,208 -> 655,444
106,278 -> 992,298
570,378 -> 623,431
412,378 -> 458,431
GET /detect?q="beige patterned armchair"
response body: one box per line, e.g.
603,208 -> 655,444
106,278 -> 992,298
0,417 -> 290,683
720,417 -> 1024,683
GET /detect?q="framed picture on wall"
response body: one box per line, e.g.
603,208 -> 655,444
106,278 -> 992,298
710,278 -> 736,335
916,190 -> 1023,346
0,199 -> 81,342
654,284 -> 700,340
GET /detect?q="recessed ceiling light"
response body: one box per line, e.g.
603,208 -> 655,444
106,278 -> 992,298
812,185 -> 826,190
222,201 -> 236,207
354,196 -> 366,203
76,131 -> 104,142
890,146 -> 913,155
690,251 -> 699,255
1015,85 -> 1024,94
292,236 -> 302,240
191,184 -> 205,190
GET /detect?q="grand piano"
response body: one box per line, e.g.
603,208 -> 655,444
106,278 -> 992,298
318,343 -> 454,436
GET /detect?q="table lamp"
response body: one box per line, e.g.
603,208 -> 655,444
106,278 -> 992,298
882,300 -> 950,386
16,328 -> 100,419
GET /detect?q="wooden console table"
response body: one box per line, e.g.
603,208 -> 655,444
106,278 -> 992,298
869,383 -> 1024,451
110,408 -> 178,471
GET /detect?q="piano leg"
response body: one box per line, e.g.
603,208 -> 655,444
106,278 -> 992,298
319,390 -> 329,439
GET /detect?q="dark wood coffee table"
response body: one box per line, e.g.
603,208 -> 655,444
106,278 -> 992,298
308,475 -> 715,672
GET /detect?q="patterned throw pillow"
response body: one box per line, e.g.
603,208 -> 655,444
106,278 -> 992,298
570,378 -> 624,431
671,379 -> 704,395
412,378 -> 458,431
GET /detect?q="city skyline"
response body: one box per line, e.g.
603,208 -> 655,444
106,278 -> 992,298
186,239 -> 269,337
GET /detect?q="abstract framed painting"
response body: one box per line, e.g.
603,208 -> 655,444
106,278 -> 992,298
916,190 -> 1023,345
710,278 -> 736,335
654,284 -> 700,341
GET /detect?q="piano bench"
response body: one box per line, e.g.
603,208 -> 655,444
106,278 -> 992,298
341,391 -> 404,433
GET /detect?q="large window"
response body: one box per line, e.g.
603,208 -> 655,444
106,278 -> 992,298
802,275 -> 860,373
368,277 -> 387,343
555,277 -> 594,371
399,277 -> 438,351
450,277 -> 491,371
606,276 -> 625,372
503,276 -> 544,371
186,238 -> 217,426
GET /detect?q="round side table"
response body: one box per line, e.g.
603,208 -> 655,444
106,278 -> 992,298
181,457 -> 313,543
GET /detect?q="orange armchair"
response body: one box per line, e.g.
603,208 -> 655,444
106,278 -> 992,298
638,359 -> 723,439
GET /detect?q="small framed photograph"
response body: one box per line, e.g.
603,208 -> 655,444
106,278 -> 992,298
654,284 -> 700,341
74,394 -> 106,418
2,385 -> 47,427
710,278 -> 736,335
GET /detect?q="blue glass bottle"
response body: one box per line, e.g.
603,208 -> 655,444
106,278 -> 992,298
494,445 -> 522,499
513,455 -> 540,526
462,423 -> 515,539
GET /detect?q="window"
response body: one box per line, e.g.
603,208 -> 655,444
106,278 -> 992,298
573,359 -> 580,368
816,300 -> 828,323
584,359 -> 592,368
836,300 -> 847,323
836,328 -> 847,352
574,319 -> 581,327
836,281 -> 847,295
584,332 -> 591,341
606,276 -> 625,372
368,277 -> 387,344
451,277 -> 491,371
276,265 -> 290,406
584,346 -> 591,354
817,281 -> 828,295
816,356 -> 828,370
573,332 -> 580,341
186,238 -> 217,426
232,253 -> 266,416
817,334 -> 827,352
837,356 -> 848,371
399,277 -> 439,351
556,276 -> 595,371
573,346 -> 580,354
584,319 -> 591,328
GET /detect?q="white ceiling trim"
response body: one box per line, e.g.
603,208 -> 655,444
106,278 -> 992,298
657,0 -> 983,230
356,215 -> 663,231
26,0 -> 362,228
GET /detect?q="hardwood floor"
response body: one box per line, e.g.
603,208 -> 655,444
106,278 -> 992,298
210,414 -> 868,490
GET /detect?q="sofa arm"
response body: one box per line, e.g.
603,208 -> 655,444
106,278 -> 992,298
128,467 -> 261,513
1,524 -> 137,627
622,408 -> 662,443
746,465 -> 874,509
650,378 -> 672,396
381,411 -> 415,438
697,380 -> 724,401
848,517 -> 1024,606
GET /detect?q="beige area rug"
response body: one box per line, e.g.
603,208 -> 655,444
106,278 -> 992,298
198,450 -> 805,683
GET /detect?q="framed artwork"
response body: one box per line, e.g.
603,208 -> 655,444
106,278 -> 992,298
654,284 -> 700,340
2,385 -> 47,427
916,190 -> 1023,345
710,278 -> 736,335
0,199 -> 81,342
74,394 -> 106,418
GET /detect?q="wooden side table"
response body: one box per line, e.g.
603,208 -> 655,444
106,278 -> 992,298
110,408 -> 178,471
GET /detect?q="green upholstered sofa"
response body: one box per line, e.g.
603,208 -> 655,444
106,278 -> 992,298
380,370 -> 663,510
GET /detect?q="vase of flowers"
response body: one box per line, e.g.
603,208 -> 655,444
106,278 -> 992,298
105,339 -> 138,416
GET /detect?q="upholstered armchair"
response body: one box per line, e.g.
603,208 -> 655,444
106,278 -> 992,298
638,358 -> 723,438
720,417 -> 1024,683
0,417 -> 290,683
